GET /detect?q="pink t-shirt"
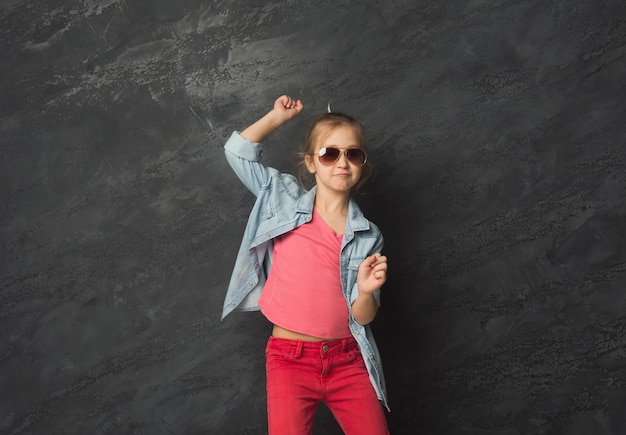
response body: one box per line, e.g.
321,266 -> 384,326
259,209 -> 351,339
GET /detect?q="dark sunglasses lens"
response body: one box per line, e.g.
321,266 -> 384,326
347,149 -> 366,166
319,148 -> 340,165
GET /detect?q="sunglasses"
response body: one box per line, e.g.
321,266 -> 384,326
315,147 -> 368,167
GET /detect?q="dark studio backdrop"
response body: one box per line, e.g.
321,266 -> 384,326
1,0 -> 625,434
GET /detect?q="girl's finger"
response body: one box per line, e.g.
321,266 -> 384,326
371,256 -> 387,268
373,264 -> 387,273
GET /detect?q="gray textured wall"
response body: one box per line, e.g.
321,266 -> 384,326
1,0 -> 625,434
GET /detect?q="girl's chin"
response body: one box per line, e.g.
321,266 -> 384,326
333,182 -> 355,191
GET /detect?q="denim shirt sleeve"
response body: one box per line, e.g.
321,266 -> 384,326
224,131 -> 271,196
347,222 -> 385,306
366,231 -> 385,306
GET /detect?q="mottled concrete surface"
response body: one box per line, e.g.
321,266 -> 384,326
1,1 -> 625,434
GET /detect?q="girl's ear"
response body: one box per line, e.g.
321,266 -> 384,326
305,154 -> 316,174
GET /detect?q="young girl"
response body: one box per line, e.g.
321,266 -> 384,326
222,95 -> 390,434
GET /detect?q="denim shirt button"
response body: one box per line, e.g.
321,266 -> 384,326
266,232 -> 271,238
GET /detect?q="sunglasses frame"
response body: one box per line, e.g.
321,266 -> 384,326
315,147 -> 368,167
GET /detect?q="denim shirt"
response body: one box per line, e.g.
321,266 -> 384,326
222,131 -> 389,410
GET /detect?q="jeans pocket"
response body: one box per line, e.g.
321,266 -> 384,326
266,348 -> 287,372
266,339 -> 297,372
343,349 -> 357,362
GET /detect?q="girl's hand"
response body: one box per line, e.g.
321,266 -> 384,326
273,95 -> 303,122
240,95 -> 303,143
357,253 -> 387,295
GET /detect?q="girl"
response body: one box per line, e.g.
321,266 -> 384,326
222,95 -> 389,434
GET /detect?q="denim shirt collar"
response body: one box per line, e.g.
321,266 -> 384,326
295,185 -> 371,233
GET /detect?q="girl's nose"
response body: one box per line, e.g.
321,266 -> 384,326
336,152 -> 350,167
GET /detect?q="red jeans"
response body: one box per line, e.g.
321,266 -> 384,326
265,336 -> 389,435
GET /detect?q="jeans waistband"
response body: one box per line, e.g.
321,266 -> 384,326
267,336 -> 358,358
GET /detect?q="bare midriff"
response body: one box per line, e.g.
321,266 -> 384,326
271,324 -> 347,342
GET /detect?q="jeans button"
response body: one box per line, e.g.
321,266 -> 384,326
322,344 -> 329,352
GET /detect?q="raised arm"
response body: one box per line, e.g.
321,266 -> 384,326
240,95 -> 304,143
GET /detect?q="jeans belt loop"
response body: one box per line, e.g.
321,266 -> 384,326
294,340 -> 303,359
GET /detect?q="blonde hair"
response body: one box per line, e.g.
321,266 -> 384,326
296,112 -> 373,191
